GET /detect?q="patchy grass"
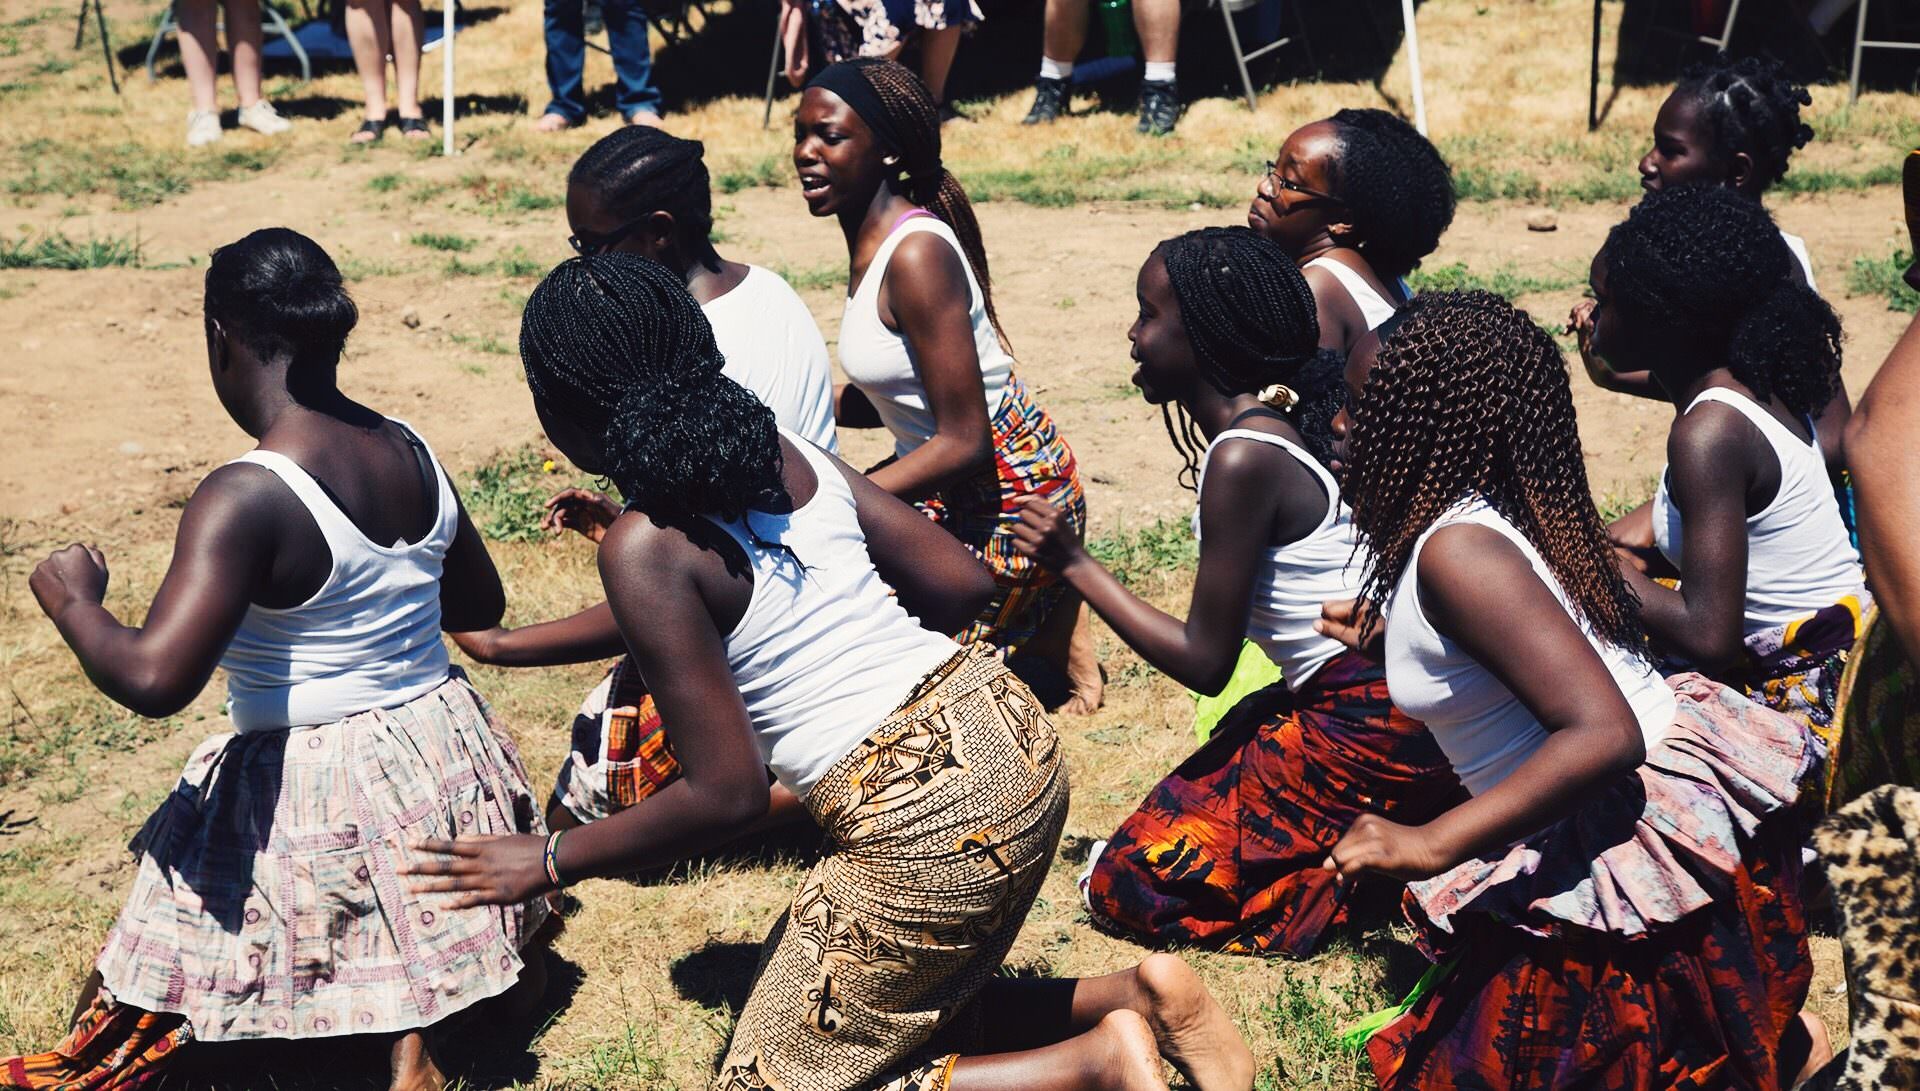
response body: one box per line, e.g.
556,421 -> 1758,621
713,154 -> 788,194
769,261 -> 842,292
411,231 -> 477,253
367,172 -> 406,194
1407,261 -> 1585,300
5,140 -> 279,209
464,447 -> 578,543
0,231 -> 141,270
1087,516 -> 1199,589
1847,248 -> 1919,314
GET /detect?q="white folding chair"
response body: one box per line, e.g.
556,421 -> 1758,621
143,0 -> 312,82
1214,0 -> 1310,111
1851,0 -> 1920,103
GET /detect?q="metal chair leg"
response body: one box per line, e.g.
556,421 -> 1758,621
1852,0 -> 1870,103
1218,0 -> 1258,111
144,0 -> 174,81
762,4 -> 782,128
92,0 -> 118,92
261,1 -> 310,81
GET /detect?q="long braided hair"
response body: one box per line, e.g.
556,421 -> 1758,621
1602,184 -> 1841,418
1345,290 -> 1646,655
840,57 -> 1005,343
1672,55 -> 1813,194
519,253 -> 789,525
569,127 -> 716,252
1154,226 -> 1337,487
1322,108 -> 1455,280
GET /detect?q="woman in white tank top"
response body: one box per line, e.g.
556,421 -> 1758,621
1246,108 -> 1454,357
11,230 -> 546,1090
1012,228 -> 1461,959
1589,186 -> 1866,747
792,59 -> 1102,714
1324,291 -> 1829,1089
406,253 -> 1253,1091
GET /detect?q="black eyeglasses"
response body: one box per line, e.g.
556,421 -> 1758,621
567,217 -> 649,256
1262,161 -> 1341,204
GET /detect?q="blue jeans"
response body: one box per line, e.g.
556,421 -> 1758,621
543,0 -> 661,122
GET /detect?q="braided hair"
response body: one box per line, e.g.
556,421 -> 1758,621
840,57 -> 1006,343
519,253 -> 789,524
1672,55 -> 1813,194
569,127 -> 714,250
205,227 -> 358,397
1345,290 -> 1647,656
1602,184 -> 1841,418
1322,109 -> 1455,279
1154,226 -> 1337,487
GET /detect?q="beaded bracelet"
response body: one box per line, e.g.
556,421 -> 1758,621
543,830 -> 567,891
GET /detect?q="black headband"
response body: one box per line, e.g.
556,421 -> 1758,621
806,62 -> 910,171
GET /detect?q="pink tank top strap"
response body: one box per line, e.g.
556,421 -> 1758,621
889,208 -> 936,234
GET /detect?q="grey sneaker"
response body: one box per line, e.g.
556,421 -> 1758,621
1023,76 -> 1068,125
1137,78 -> 1179,135
237,100 -> 291,136
186,108 -> 222,147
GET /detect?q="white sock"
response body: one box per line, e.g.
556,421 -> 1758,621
1039,56 -> 1074,81
1143,60 -> 1176,85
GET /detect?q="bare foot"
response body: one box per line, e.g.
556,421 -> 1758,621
389,1030 -> 446,1091
533,111 -> 575,133
1059,606 -> 1105,715
1089,1010 -> 1170,1091
626,110 -> 664,128
1134,954 -> 1255,1091
1786,1010 -> 1833,1088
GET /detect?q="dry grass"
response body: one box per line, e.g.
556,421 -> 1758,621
0,0 -> 1888,1084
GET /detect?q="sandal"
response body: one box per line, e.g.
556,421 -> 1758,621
349,117 -> 387,145
398,116 -> 431,140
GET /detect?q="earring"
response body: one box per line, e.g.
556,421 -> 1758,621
1258,383 -> 1300,411
882,154 -> 900,167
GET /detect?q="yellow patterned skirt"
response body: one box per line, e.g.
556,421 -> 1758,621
712,646 -> 1070,1091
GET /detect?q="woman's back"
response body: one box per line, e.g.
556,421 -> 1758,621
220,418 -> 456,731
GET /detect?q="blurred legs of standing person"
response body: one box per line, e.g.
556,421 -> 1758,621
345,0 -> 430,143
175,0 -> 290,147
537,0 -> 662,132
1022,0 -> 1179,133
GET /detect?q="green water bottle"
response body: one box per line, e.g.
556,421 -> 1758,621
1097,0 -> 1138,58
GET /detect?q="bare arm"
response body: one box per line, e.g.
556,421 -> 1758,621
1329,526 -> 1648,879
865,234 -> 995,501
438,495 -> 507,634
1012,440 -> 1320,694
1619,409 -> 1753,675
28,465 -> 275,718
1847,311 -> 1920,661
449,603 -> 625,667
829,447 -> 996,634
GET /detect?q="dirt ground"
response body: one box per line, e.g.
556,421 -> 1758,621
1,0 -> 1913,1085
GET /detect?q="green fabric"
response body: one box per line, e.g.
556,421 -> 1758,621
1337,957 -> 1459,1051
1191,641 -> 1284,741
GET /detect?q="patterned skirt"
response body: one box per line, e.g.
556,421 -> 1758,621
713,646 -> 1069,1091
805,0 -> 983,68
1739,592 -> 1868,779
549,657 -> 676,824
1086,652 -> 1464,957
1829,604 -> 1920,809
919,375 -> 1085,651
1366,674 -> 1820,1090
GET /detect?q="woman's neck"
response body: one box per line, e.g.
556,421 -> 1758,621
1181,387 -> 1269,442
1291,235 -> 1345,266
842,182 -> 920,281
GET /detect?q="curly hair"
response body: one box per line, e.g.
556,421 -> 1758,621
1322,108 -> 1456,279
1154,226 -> 1329,487
569,126 -> 714,251
519,253 -> 789,524
1673,54 -> 1813,194
1602,184 -> 1841,418
834,57 -> 1006,344
205,227 -> 358,393
1345,290 -> 1646,656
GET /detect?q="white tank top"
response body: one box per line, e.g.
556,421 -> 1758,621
1651,387 -> 1863,633
838,215 -> 1015,459
1191,429 -> 1362,690
1385,498 -> 1677,797
701,433 -> 961,793
218,423 -> 455,732
1303,255 -> 1406,331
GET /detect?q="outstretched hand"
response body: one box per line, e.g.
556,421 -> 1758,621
1010,494 -> 1088,573
542,488 -> 621,543
30,543 -> 109,622
1322,814 -> 1451,882
400,833 -> 550,909
1566,298 -> 1610,388
1313,598 -> 1384,663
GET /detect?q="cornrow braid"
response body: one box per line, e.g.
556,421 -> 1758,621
519,253 -> 790,526
1154,225 -> 1329,486
1323,108 -> 1456,279
569,127 -> 714,246
842,57 -> 1007,345
1674,54 -> 1813,194
1602,184 -> 1841,418
1345,290 -> 1647,657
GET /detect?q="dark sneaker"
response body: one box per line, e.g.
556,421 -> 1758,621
1023,77 -> 1069,125
1137,79 -> 1179,135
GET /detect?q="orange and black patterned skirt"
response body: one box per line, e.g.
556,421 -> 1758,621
4,997 -> 187,1090
1085,651 -> 1464,957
